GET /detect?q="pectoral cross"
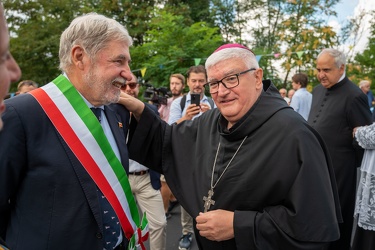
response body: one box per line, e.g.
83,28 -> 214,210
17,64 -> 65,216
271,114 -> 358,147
203,189 -> 215,212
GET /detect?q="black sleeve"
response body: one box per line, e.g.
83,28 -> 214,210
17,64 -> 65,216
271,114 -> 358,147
128,105 -> 166,173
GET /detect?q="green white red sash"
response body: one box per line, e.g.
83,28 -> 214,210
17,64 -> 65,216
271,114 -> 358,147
30,75 -> 148,249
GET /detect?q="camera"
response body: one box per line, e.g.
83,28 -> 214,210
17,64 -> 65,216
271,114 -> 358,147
142,82 -> 170,107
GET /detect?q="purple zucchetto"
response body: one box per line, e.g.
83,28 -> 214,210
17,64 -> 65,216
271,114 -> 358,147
214,43 -> 255,55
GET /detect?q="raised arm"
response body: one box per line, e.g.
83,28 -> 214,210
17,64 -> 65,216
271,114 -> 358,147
118,91 -> 145,121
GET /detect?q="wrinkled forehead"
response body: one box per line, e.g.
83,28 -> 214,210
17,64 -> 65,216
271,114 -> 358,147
206,57 -> 247,81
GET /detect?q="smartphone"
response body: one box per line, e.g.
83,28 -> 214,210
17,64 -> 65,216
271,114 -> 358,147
191,94 -> 200,106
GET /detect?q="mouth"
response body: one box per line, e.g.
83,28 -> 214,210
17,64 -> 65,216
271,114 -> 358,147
112,78 -> 126,89
220,98 -> 235,104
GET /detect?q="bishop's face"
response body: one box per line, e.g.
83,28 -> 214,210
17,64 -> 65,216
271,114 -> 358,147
82,40 -> 132,106
208,58 -> 263,129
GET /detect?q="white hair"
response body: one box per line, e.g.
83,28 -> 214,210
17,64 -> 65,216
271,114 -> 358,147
205,48 -> 259,70
59,13 -> 132,73
318,48 -> 346,70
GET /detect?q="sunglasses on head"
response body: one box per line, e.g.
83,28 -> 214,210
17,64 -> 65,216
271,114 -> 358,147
121,83 -> 138,90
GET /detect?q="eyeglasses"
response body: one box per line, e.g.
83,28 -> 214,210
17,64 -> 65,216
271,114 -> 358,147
204,68 -> 256,94
121,83 -> 138,90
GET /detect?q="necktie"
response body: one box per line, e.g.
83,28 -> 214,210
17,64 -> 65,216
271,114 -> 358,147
90,107 -> 121,249
90,107 -> 102,123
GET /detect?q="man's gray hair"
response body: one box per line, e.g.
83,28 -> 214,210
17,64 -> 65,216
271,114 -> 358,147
59,13 -> 132,72
359,80 -> 370,88
318,48 -> 346,70
205,48 -> 259,70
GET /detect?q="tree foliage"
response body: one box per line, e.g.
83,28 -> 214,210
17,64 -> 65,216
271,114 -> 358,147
130,9 -> 223,87
349,11 -> 375,85
239,0 -> 340,88
4,0 -> 82,89
3,0 -> 372,93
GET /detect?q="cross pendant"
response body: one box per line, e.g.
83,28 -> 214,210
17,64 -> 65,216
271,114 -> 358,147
203,189 -> 215,212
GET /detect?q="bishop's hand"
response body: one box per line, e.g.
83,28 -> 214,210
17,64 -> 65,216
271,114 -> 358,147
118,91 -> 145,121
196,210 -> 234,242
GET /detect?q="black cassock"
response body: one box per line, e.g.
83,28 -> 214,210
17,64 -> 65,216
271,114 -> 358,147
130,80 -> 341,250
308,77 -> 372,250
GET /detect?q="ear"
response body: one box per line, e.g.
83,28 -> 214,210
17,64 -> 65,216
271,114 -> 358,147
339,64 -> 345,75
254,68 -> 264,89
71,45 -> 86,70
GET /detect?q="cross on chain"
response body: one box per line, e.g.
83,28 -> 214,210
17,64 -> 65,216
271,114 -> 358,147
203,189 -> 215,212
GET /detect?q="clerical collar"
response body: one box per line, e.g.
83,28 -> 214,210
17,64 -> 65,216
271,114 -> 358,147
338,72 -> 345,83
219,107 -> 252,134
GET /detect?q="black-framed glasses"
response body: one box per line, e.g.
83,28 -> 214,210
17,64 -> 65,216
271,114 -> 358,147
205,68 -> 256,94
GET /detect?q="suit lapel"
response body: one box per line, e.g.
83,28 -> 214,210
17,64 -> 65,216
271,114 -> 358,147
56,132 -> 104,232
104,105 -> 129,174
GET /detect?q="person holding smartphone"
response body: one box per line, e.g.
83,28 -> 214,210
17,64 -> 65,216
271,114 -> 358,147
168,65 -> 215,125
167,65 -> 215,250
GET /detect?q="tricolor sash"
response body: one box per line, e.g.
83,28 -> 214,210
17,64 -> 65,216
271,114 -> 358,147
30,75 -> 148,250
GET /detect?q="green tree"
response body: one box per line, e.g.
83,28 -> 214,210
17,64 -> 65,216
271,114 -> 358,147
349,11 -> 375,84
166,0 -> 212,25
4,0 -> 160,91
91,0 -> 161,46
4,0 -> 83,90
229,0 -> 340,88
130,8 -> 223,88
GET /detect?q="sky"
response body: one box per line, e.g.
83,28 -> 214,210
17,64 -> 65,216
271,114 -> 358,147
330,0 -> 375,53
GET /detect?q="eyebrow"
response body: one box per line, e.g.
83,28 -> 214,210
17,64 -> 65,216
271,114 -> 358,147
208,69 -> 237,81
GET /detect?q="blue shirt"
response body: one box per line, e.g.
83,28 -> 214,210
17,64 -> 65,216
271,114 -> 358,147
168,92 -> 215,124
290,88 -> 312,120
367,91 -> 374,108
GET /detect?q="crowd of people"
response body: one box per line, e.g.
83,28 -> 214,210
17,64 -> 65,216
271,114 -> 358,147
1,2 -> 375,250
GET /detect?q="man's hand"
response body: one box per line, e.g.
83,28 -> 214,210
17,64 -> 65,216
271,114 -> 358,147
118,92 -> 145,121
195,210 -> 234,242
176,104 -> 200,124
184,104 -> 200,120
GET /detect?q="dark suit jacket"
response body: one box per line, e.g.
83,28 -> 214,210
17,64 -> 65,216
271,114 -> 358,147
0,93 -> 130,250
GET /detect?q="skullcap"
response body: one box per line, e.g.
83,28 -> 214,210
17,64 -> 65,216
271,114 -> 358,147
214,43 -> 254,55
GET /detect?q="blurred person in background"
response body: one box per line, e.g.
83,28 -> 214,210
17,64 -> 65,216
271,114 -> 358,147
16,80 -> 38,95
0,0 -> 21,132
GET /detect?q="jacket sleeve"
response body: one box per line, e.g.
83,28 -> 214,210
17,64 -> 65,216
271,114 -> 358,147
0,103 -> 27,238
128,106 -> 166,173
355,122 -> 375,149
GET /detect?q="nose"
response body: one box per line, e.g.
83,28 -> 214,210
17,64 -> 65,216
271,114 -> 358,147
317,71 -> 325,80
120,66 -> 132,82
7,53 -> 21,83
217,82 -> 230,95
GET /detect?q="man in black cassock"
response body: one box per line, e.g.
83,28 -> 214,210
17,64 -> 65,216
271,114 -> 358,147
308,48 -> 372,250
121,44 -> 341,250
